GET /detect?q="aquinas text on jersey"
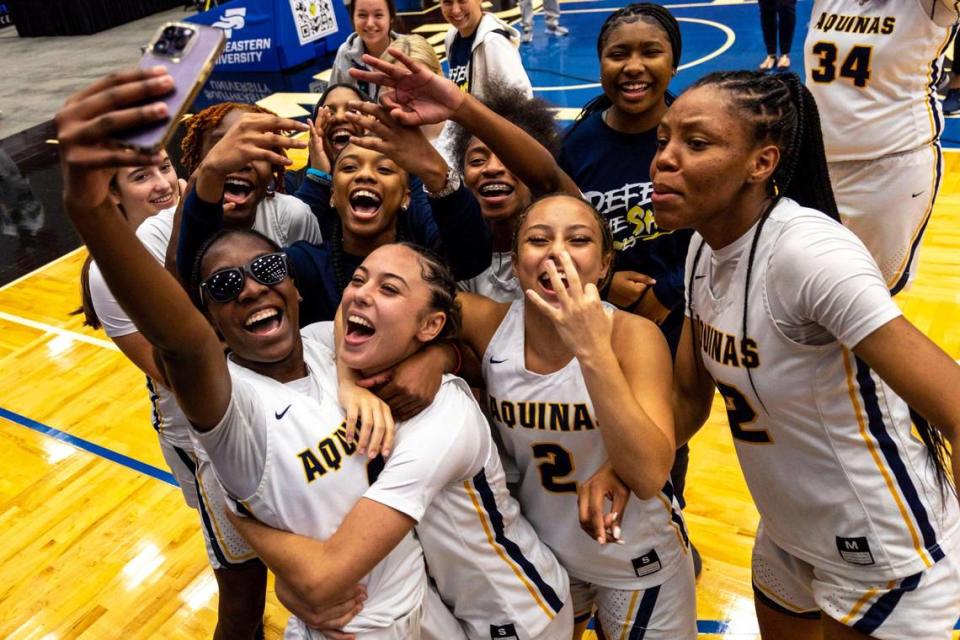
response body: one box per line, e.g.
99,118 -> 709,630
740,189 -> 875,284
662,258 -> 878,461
488,396 -> 596,432
813,12 -> 895,35
297,422 -> 358,483
693,317 -> 760,369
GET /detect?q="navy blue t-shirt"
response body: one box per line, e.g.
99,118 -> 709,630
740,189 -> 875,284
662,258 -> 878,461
447,30 -> 477,92
559,110 -> 692,315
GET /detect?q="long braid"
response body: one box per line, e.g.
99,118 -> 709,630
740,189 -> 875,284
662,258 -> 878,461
689,71 -> 951,490
180,102 -> 288,193
567,3 -> 681,139
687,71 -> 829,415
329,211 -> 409,299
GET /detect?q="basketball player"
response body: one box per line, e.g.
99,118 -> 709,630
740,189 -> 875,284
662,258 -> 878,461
804,0 -> 960,293
655,71 -> 960,639
78,155 -> 269,640
57,70 -> 428,638
449,195 -> 697,639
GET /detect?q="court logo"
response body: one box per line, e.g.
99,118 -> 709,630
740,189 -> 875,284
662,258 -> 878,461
212,7 -> 246,38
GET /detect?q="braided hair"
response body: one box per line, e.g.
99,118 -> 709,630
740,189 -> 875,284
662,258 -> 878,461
683,72 -> 951,489
180,102 -> 287,192
566,3 -> 682,139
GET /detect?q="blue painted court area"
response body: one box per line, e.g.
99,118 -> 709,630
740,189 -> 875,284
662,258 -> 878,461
519,0 -> 960,144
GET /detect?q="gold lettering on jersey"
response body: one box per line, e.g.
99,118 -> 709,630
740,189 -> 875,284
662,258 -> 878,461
488,396 -> 595,431
813,12 -> 895,35
694,317 -> 759,369
297,423 -> 359,483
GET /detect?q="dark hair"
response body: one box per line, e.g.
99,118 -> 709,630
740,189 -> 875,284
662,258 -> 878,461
511,193 -> 615,289
394,242 -> 462,343
73,255 -> 101,329
315,83 -> 369,119
180,102 -> 287,193
682,72 -> 951,488
188,228 -> 284,310
451,83 -> 562,174
567,3 -> 682,139
349,0 -> 397,23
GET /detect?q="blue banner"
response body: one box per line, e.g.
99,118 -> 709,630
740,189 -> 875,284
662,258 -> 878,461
187,0 -> 349,72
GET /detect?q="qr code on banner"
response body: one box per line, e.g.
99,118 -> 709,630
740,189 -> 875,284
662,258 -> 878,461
289,0 -> 339,45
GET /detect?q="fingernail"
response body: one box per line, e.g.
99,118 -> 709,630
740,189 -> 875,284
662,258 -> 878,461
152,103 -> 168,117
368,450 -> 377,459
358,447 -> 365,454
150,65 -> 167,74
610,512 -> 618,520
613,525 -> 622,540
382,448 -> 390,457
597,535 -> 604,544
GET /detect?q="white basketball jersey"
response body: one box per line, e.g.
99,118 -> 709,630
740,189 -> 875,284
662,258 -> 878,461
805,0 -> 958,161
458,252 -> 523,303
482,300 -> 690,589
684,198 -> 960,580
306,323 -> 570,638
206,331 -> 426,636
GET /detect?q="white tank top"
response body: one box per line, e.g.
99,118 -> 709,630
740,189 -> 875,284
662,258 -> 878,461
482,300 -> 690,589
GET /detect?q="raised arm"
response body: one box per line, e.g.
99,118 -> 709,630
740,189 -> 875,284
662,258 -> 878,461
526,251 -> 675,498
56,69 -> 229,430
853,317 -> 960,504
349,48 -> 580,197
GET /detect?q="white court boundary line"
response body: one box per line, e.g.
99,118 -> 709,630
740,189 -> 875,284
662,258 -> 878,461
533,16 -> 737,91
0,310 -> 119,351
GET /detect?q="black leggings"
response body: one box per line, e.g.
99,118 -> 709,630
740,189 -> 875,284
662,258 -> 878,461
759,0 -> 797,56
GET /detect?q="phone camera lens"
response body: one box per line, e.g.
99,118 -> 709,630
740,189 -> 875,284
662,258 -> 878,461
163,26 -> 177,38
153,40 -> 169,54
174,36 -> 189,50
178,27 -> 194,37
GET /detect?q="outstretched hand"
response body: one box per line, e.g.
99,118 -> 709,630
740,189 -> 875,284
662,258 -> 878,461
344,101 -> 450,192
348,48 -> 464,126
56,67 -> 173,214
525,251 -> 615,362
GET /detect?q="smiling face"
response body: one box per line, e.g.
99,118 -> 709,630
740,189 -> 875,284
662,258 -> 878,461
513,196 -> 612,306
353,0 -> 392,55
321,86 -> 365,160
462,137 -> 532,222
340,244 -> 446,375
650,85 -> 779,239
333,144 -> 409,245
440,0 -> 482,36
200,108 -> 273,227
110,150 -> 179,228
200,233 -> 302,375
600,18 -> 674,131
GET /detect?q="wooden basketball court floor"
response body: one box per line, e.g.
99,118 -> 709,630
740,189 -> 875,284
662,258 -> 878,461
2,0 -> 960,636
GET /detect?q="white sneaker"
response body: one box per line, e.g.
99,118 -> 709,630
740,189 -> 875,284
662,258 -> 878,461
545,23 -> 568,36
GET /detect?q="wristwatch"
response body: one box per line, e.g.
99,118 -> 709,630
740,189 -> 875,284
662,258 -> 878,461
423,166 -> 462,199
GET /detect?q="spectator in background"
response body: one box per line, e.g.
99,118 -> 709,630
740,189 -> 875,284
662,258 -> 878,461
441,0 -> 532,100
757,0 -> 797,70
519,0 -> 568,44
329,0 -> 401,100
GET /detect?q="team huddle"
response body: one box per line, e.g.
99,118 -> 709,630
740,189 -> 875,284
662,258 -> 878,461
57,0 -> 960,638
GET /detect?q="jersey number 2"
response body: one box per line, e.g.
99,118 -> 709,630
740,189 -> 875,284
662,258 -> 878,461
532,443 -> 578,493
811,42 -> 872,88
716,382 -> 772,444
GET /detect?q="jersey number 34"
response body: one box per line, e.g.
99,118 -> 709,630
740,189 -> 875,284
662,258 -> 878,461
811,42 -> 872,88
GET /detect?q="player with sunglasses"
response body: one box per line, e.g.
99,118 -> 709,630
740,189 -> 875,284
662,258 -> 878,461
59,68 -> 572,639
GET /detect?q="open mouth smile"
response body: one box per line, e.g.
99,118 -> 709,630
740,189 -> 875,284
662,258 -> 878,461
223,175 -> 255,208
344,313 -> 377,346
348,188 -> 383,219
243,306 -> 283,336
